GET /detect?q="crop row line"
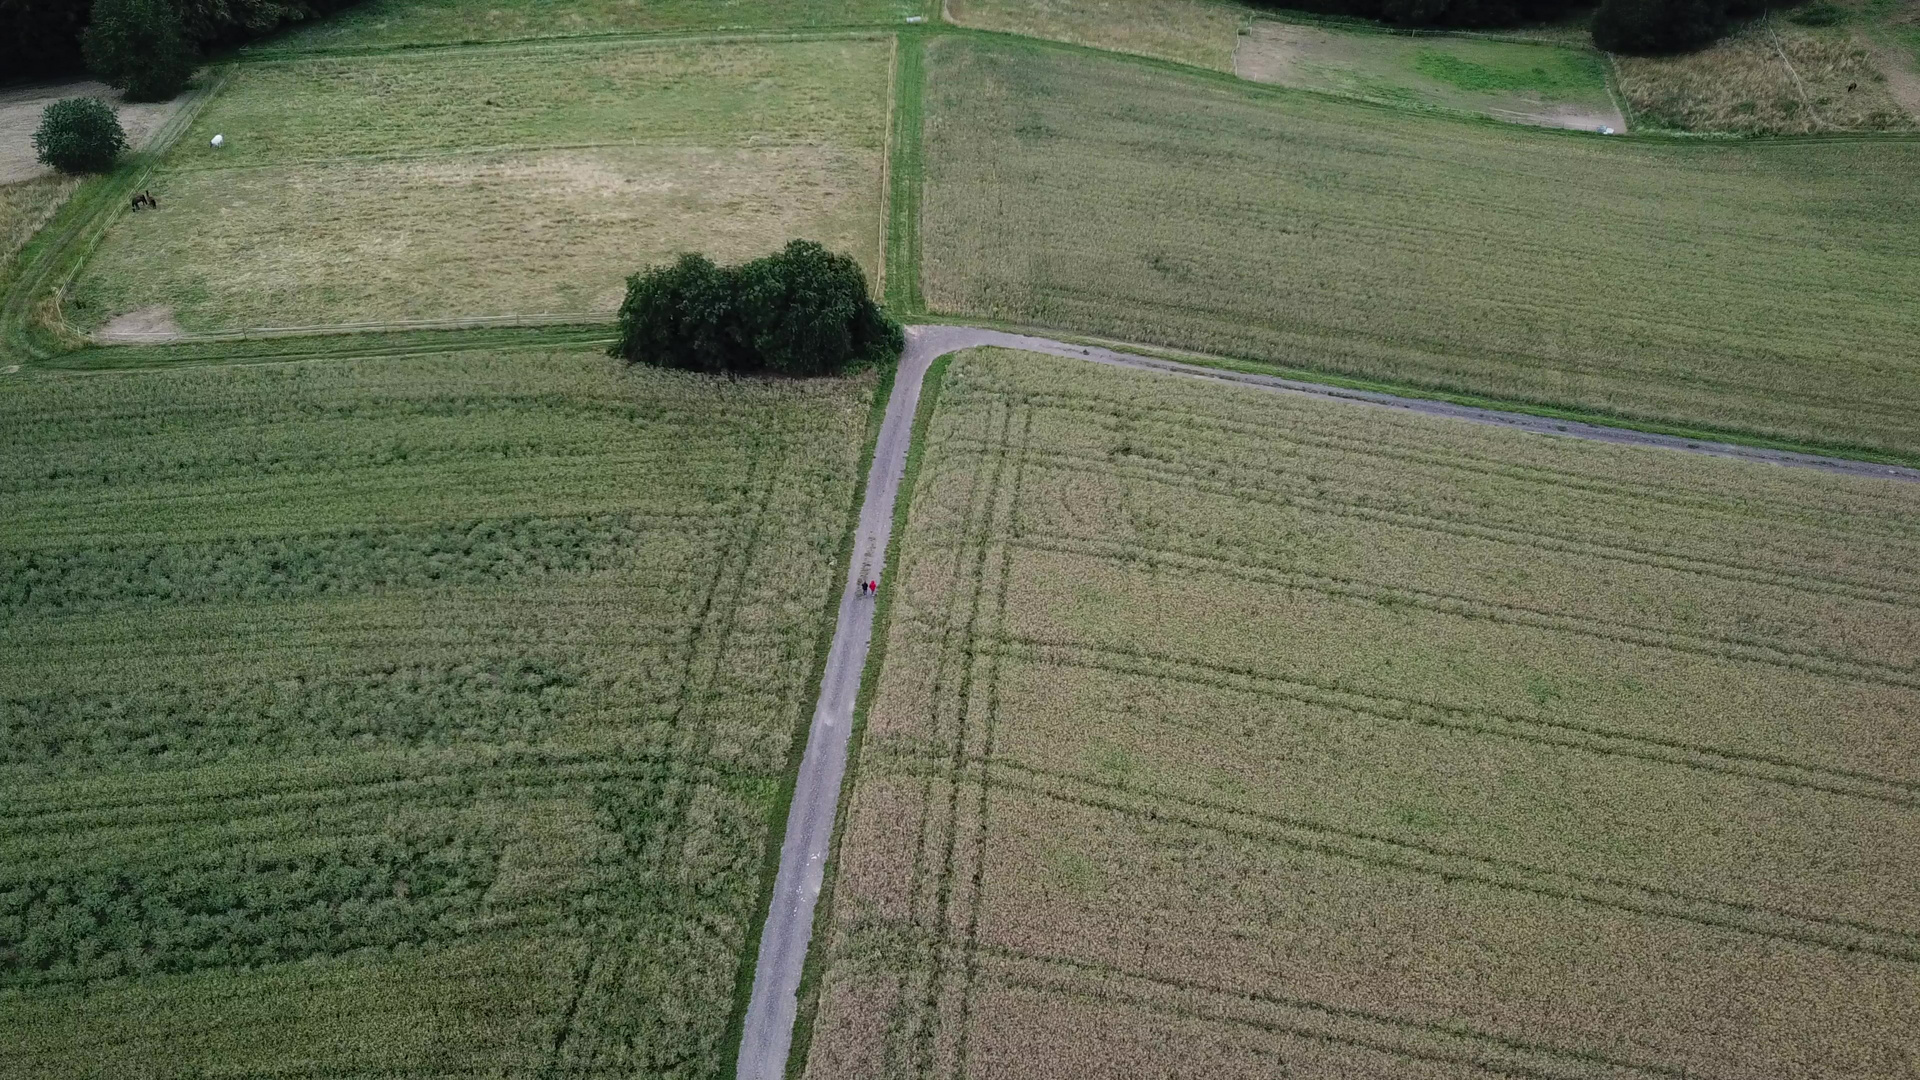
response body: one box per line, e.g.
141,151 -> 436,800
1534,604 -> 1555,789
979,384 -> 1920,543
952,403 -> 1035,1080
1013,531 -> 1920,690
983,633 -> 1919,806
980,758 -> 1920,959
948,434 -> 1919,607
867,750 -> 1920,966
0,750 -> 763,834
975,946 -> 1699,1080
906,395 -> 1019,1080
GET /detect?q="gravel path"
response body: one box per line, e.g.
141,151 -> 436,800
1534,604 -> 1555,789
734,329 -> 936,1080
736,319 -> 1916,1076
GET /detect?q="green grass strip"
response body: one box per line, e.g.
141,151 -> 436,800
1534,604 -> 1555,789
26,324 -> 616,373
783,349 -> 949,1080
885,29 -> 928,315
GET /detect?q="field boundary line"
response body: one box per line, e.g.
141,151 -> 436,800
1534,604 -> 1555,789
907,326 -> 1920,480
987,633 -> 1920,806
967,759 -> 1920,963
1009,531 -> 1920,690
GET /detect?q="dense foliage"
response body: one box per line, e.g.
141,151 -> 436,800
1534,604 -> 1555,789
1260,0 -> 1587,29
2,0 -> 361,83
612,240 -> 903,376
82,0 -> 195,100
31,97 -> 126,174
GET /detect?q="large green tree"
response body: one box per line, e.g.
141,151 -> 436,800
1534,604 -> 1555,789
82,0 -> 195,101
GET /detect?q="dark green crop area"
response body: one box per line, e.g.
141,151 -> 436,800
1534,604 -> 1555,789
918,35 -> 1920,458
0,350 -> 875,1077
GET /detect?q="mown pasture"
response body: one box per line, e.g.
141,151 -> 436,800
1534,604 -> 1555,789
0,350 -> 875,1077
802,347 -> 1920,1079
918,35 -> 1920,458
1234,17 -> 1621,130
260,0 -> 930,54
64,37 -> 892,337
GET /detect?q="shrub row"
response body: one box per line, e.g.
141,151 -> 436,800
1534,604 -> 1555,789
610,240 -> 903,377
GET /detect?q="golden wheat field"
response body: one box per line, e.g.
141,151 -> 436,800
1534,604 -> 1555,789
801,347 -> 1920,1080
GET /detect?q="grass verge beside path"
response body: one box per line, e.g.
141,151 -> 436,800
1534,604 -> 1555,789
919,34 -> 1920,458
786,350 -> 950,1080
0,347 -> 875,1079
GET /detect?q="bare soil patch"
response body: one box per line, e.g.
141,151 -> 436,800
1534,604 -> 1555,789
94,305 -> 183,343
1863,32 -> 1920,119
0,80 -> 188,184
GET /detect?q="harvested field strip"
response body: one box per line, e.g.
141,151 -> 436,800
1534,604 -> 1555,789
1010,532 -> 1920,688
933,759 -> 1920,962
989,386 -> 1920,540
974,947 -> 1673,1080
976,633 -> 1920,804
979,436 -> 1920,606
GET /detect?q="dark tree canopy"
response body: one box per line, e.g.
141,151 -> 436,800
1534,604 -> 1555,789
32,96 -> 127,174
83,0 -> 195,100
611,241 -> 903,377
3,0 -> 363,84
1591,0 -> 1726,53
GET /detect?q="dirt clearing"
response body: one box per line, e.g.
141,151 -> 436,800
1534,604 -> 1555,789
0,80 -> 187,184
93,305 -> 183,343
1235,19 -> 1623,130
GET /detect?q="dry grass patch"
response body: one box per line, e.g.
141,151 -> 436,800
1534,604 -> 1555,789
1,175 -> 81,268
1615,15 -> 1917,133
66,38 -> 891,334
920,35 -> 1920,456
804,347 -> 1920,1079
946,0 -> 1248,70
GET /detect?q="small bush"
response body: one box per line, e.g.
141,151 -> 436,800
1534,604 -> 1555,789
611,241 -> 903,376
32,98 -> 128,175
83,0 -> 197,102
1788,1 -> 1847,26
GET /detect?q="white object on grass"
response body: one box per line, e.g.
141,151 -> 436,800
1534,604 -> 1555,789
211,134 -> 225,148
1597,126 -> 1615,135
905,14 -> 924,22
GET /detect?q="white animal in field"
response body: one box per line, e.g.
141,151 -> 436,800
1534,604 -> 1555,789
211,134 -> 225,148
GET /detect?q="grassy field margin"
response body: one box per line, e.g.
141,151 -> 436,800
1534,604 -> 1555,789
782,349 -> 951,1080
884,30 -> 928,315
720,353 -> 904,1078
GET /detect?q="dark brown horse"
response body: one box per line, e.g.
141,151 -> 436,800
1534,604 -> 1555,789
130,190 -> 157,211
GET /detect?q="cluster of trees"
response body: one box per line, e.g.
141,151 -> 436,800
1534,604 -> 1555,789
611,240 -> 903,377
1264,0 -> 1791,53
2,0 -> 360,88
